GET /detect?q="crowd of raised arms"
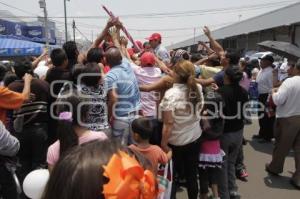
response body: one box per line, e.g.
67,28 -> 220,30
0,17 -> 300,199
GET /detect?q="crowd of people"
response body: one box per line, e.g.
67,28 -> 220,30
0,17 -> 300,199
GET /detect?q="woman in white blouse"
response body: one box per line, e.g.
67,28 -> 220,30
160,60 -> 204,199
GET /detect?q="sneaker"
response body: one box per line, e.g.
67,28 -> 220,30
237,168 -> 249,181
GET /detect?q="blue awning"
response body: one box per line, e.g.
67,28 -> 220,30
0,37 -> 44,57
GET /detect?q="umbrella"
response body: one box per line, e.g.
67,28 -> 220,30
257,40 -> 300,60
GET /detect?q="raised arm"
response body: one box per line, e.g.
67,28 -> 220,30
198,41 -> 215,55
195,57 -> 209,66
203,26 -> 225,57
21,73 -> 33,100
139,75 -> 169,92
109,20 -> 133,62
32,49 -> 48,70
154,56 -> 171,74
91,18 -> 116,49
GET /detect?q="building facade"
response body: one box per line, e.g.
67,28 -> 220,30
167,2 -> 300,54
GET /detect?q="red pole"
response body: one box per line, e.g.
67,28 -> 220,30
102,5 -> 142,52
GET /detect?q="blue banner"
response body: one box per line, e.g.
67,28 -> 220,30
0,47 -> 42,57
0,19 -> 56,44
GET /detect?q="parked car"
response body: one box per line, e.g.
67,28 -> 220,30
249,51 -> 283,67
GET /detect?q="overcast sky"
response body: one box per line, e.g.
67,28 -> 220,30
1,0 -> 299,46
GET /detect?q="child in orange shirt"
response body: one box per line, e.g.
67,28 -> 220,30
129,117 -> 172,172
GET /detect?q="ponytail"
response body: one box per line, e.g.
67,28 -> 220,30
174,60 -> 203,114
56,91 -> 86,157
58,120 -> 78,156
187,75 -> 202,113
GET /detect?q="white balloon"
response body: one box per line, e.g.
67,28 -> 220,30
23,169 -> 49,199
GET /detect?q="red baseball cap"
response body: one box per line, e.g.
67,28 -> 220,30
140,52 -> 156,67
146,33 -> 162,41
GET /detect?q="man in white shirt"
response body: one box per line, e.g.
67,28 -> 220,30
277,61 -> 289,81
147,33 -> 171,65
266,59 -> 300,189
253,55 -> 275,142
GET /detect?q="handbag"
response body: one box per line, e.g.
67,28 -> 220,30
157,160 -> 173,199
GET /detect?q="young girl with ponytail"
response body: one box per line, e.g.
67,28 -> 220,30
46,91 -> 107,171
160,60 -> 204,199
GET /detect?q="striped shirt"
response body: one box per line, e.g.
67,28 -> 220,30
8,79 -> 50,126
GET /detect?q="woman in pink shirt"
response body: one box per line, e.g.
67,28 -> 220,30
47,91 -> 107,171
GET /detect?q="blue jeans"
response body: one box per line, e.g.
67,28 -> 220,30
111,114 -> 139,145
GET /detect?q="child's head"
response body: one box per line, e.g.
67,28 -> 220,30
55,90 -> 89,155
131,117 -> 154,142
42,140 -> 157,199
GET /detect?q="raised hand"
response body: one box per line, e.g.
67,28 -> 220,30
203,26 -> 211,37
106,17 -> 118,29
23,73 -> 33,84
120,36 -> 128,47
109,27 -> 117,39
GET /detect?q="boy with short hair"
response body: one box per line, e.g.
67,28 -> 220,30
129,117 -> 171,172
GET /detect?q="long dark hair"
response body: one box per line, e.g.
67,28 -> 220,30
42,140 -> 118,199
56,90 -> 88,156
42,139 -> 154,199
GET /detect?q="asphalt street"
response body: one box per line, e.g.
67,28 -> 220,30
177,119 -> 299,199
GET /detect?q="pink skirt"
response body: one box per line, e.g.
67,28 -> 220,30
199,140 -> 225,169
